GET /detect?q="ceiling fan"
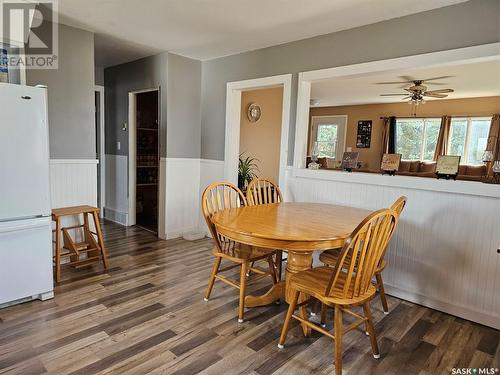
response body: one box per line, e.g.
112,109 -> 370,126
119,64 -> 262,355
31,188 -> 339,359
377,76 -> 454,104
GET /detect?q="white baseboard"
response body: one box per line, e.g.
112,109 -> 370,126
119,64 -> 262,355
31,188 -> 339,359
104,207 -> 128,226
166,226 -> 206,240
384,284 -> 500,330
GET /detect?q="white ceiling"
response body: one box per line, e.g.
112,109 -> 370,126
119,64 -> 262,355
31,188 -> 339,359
54,0 -> 468,68
310,59 -> 500,107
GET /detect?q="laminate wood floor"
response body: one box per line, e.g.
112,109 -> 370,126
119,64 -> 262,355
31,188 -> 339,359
0,221 -> 498,374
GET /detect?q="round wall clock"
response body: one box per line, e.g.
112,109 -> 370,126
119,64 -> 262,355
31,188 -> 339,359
247,103 -> 262,123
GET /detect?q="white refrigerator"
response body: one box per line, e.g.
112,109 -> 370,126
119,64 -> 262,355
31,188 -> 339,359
0,83 -> 54,307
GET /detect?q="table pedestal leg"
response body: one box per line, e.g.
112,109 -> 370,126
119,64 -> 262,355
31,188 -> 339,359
245,281 -> 284,307
286,250 -> 313,336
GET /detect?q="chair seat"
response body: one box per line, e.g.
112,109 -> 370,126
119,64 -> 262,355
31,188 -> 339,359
319,249 -> 386,273
289,266 -> 376,306
213,241 -> 276,263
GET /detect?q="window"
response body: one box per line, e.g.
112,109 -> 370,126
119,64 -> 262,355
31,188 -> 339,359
448,117 -> 491,165
395,118 -> 441,161
309,116 -> 347,160
315,124 -> 338,158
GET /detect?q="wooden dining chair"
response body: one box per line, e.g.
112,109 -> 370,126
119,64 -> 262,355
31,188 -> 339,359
278,208 -> 399,375
319,196 -> 407,314
202,182 -> 278,323
246,178 -> 285,280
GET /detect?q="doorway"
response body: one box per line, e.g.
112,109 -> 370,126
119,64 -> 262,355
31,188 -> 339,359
224,74 -> 292,190
128,89 -> 159,234
95,85 -> 105,217
239,87 -> 283,187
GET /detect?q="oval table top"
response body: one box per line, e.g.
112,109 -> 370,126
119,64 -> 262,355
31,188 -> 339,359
212,202 -> 372,252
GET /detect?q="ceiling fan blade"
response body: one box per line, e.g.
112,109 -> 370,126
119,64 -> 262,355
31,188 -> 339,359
399,75 -> 416,82
375,81 -> 413,85
425,88 -> 454,94
401,96 -> 412,100
423,81 -> 448,86
421,75 -> 453,82
380,93 -> 407,96
423,93 -> 447,98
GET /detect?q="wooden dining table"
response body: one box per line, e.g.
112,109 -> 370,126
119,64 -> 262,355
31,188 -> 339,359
211,202 -> 372,309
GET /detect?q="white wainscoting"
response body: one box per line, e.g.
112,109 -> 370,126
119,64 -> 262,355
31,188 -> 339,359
104,154 -> 129,225
163,158 -> 202,239
49,159 -> 98,208
49,159 -> 98,240
199,159 -> 225,235
102,156 -> 224,239
284,168 -> 500,329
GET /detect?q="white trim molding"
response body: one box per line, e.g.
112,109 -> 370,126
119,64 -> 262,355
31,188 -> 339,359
225,73 -> 292,191
49,159 -> 99,164
293,169 -> 500,198
95,85 -> 106,217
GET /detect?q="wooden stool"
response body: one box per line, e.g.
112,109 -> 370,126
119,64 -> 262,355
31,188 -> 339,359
52,205 -> 109,282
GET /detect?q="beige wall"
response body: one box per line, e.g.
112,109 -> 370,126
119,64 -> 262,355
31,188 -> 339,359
240,87 -> 283,183
309,96 -> 500,169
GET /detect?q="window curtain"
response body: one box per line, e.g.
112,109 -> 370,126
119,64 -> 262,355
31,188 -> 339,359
382,116 -> 396,155
486,114 -> 500,175
433,115 -> 451,161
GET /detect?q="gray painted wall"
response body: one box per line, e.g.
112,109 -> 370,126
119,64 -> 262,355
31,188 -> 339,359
27,23 -> 96,159
166,53 -> 201,159
104,53 -> 167,156
201,0 -> 500,163
104,52 -> 201,158
95,65 -> 104,86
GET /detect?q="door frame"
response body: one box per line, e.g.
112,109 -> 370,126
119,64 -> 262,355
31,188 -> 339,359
224,74 -> 292,191
95,85 -> 105,218
127,87 -> 162,233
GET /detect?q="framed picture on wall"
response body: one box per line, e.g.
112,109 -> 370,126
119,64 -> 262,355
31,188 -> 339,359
356,120 -> 372,148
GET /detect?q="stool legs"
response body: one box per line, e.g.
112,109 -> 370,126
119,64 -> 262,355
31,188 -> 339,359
92,211 -> 109,269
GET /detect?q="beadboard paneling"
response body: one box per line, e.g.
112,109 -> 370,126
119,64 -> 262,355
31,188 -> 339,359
49,159 -> 98,240
49,159 -> 98,209
285,168 -> 500,329
199,159 -> 225,235
163,158 -> 202,239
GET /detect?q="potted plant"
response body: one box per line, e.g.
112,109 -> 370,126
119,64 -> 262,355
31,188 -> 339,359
238,154 -> 259,191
